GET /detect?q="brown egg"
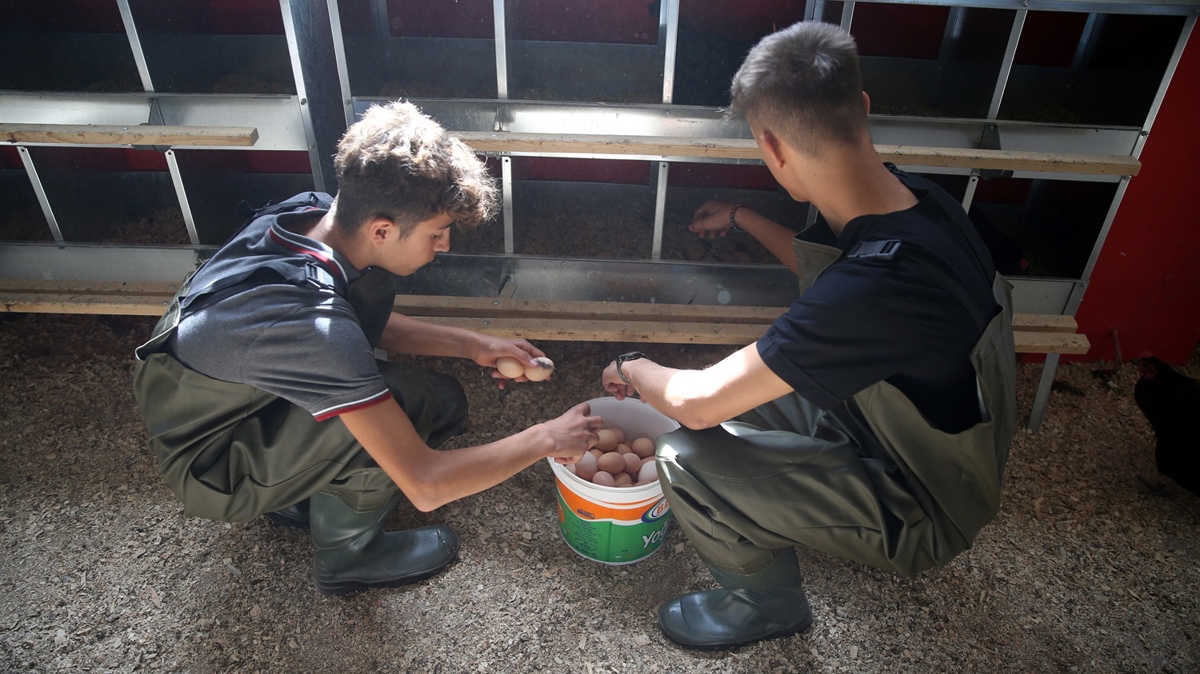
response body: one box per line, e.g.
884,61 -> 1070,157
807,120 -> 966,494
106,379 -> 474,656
611,427 -> 626,443
637,460 -> 658,484
575,452 -> 598,481
623,452 -> 641,475
495,356 -> 525,379
565,463 -> 576,474
630,437 -> 654,459
615,443 -> 632,455
524,357 -> 555,382
592,471 -> 616,487
614,473 -> 633,488
597,451 -> 626,475
595,429 -> 618,452
588,448 -> 603,460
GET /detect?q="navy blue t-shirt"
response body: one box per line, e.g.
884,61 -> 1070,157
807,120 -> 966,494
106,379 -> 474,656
757,168 -> 999,433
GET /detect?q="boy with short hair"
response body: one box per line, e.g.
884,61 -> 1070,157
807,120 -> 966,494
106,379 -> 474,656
602,22 -> 1016,649
135,101 -> 600,596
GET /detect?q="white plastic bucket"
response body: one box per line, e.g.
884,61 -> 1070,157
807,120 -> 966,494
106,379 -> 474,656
548,397 -> 680,565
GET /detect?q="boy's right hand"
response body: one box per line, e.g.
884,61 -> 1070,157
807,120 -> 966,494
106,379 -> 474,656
690,200 -> 738,240
541,402 -> 603,465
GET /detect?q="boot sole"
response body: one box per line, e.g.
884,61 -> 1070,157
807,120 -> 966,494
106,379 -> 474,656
264,512 -> 309,529
314,560 -> 454,597
661,612 -> 814,652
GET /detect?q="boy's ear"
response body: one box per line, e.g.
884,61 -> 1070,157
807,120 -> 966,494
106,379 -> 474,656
758,128 -> 787,171
365,216 -> 395,246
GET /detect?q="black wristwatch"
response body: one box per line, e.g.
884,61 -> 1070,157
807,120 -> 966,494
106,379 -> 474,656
615,351 -> 645,384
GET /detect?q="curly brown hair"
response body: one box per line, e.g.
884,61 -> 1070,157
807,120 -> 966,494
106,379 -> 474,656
332,101 -> 497,238
729,22 -> 869,156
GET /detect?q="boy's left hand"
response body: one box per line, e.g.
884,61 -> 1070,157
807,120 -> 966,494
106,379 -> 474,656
602,361 -> 637,401
474,336 -> 546,388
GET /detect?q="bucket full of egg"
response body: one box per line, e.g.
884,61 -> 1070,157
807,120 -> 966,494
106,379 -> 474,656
547,396 -> 680,565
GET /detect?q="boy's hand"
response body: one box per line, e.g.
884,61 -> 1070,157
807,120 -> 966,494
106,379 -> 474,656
541,403 -> 603,464
602,361 -> 638,401
689,199 -> 738,240
472,335 -> 546,388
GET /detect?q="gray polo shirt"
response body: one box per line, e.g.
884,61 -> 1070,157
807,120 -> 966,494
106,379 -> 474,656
166,208 -> 391,421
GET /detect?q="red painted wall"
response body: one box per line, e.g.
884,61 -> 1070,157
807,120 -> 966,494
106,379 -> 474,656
1074,26 -> 1200,365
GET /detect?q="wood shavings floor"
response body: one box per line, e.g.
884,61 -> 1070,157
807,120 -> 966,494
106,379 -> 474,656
1,314 -> 1197,673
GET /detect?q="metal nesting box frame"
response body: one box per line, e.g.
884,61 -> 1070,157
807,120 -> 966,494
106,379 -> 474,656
1,0 -> 1196,429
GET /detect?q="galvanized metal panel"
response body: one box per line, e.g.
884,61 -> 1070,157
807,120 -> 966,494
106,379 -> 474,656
848,0 -> 1198,16
0,244 -> 205,283
0,93 -> 152,126
1009,278 -> 1078,315
155,96 -> 308,151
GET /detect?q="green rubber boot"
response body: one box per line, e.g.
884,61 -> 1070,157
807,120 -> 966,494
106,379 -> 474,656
309,491 -> 459,596
658,547 -> 813,650
265,499 -> 310,528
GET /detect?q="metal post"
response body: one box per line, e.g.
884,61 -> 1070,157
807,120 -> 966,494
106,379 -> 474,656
1133,16 -> 1195,159
494,0 -> 509,100
1027,353 -> 1059,432
502,156 -> 514,254
840,1 -> 855,31
1076,176 -> 1133,290
164,150 -> 199,246
17,147 -> 63,243
805,203 -> 819,229
280,0 -> 346,194
371,0 -> 390,38
938,6 -> 964,65
961,174 -> 980,213
116,0 -> 154,92
326,0 -> 356,127
660,0 -> 680,104
652,162 -> 669,260
986,9 -> 1026,121
807,0 -> 827,23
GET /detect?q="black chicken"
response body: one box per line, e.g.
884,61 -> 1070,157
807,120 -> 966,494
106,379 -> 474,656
1133,355 -> 1200,495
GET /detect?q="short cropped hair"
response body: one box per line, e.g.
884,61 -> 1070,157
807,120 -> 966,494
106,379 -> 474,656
730,22 -> 869,156
333,101 -> 497,237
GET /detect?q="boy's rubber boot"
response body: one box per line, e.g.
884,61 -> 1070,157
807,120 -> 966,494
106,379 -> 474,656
309,491 -> 459,596
265,499 -> 310,528
657,547 -> 813,650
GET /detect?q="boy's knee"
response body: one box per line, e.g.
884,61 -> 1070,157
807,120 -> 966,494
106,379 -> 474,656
427,371 -> 468,424
655,426 -> 717,472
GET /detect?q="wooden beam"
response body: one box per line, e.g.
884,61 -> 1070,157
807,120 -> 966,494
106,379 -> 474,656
1011,331 -> 1091,355
0,281 -> 1089,351
1012,313 -> 1077,333
0,279 -> 181,297
417,316 -> 768,345
1,292 -> 170,316
0,123 -> 260,147
0,282 -> 1084,337
456,131 -> 1140,176
875,145 -> 1141,177
392,294 -> 785,324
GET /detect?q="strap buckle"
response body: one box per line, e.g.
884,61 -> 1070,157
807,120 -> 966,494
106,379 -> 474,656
304,262 -> 337,292
847,239 -> 902,260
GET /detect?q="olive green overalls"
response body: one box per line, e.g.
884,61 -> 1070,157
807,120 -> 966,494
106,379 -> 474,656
657,237 -> 1016,577
132,209 -> 467,523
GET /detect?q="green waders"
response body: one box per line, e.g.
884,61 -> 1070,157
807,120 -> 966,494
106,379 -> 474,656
132,266 -> 468,523
656,238 -> 1016,648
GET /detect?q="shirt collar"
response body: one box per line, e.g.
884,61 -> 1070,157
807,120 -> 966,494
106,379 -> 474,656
266,209 -> 363,285
837,171 -> 931,252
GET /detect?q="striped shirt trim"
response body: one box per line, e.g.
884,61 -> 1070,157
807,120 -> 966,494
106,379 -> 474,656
313,389 -> 393,421
268,225 -> 350,282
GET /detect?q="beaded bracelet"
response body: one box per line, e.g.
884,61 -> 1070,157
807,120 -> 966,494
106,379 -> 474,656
729,203 -> 747,232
